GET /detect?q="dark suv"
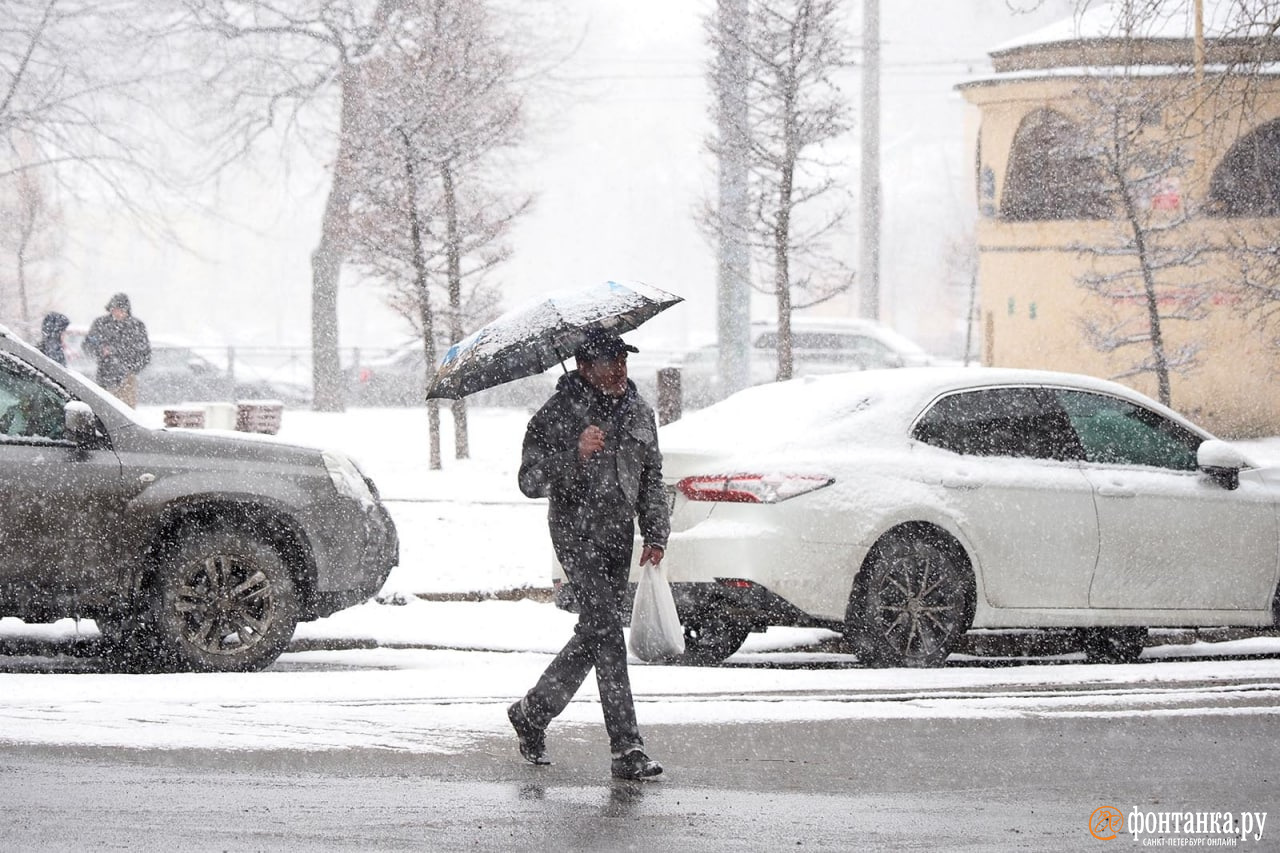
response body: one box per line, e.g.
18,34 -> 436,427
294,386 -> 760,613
0,326 -> 398,672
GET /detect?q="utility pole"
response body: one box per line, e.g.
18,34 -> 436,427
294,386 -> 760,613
858,0 -> 881,321
716,0 -> 752,400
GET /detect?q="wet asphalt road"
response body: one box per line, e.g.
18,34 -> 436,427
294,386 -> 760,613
3,712 -> 1277,851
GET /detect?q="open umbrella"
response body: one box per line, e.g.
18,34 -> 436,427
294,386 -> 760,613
426,280 -> 683,400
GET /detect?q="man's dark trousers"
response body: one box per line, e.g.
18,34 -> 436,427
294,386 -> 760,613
522,518 -> 642,756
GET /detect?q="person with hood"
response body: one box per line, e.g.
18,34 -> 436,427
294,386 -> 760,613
508,326 -> 670,781
83,292 -> 150,407
38,312 -> 70,366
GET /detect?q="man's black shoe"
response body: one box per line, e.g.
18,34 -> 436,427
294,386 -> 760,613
611,748 -> 663,780
507,700 -> 550,766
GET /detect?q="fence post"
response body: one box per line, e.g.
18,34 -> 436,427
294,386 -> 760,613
657,367 -> 682,425
226,345 -> 237,401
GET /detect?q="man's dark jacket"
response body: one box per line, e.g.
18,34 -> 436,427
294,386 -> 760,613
519,371 -> 669,554
83,313 -> 151,388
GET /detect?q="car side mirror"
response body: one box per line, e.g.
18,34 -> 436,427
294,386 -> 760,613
64,400 -> 97,444
1197,439 -> 1245,490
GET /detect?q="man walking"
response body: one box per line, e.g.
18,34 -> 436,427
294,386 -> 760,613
84,293 -> 151,407
509,327 -> 670,780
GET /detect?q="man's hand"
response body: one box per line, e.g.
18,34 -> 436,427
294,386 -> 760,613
578,424 -> 606,462
639,544 -> 664,567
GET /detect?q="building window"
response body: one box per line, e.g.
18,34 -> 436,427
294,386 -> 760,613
1001,109 -> 1111,221
1206,119 -> 1280,217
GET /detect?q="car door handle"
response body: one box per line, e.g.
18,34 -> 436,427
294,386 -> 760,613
1097,485 -> 1135,498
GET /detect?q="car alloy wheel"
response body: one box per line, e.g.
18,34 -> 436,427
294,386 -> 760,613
155,528 -> 300,672
679,608 -> 751,665
853,530 -> 975,668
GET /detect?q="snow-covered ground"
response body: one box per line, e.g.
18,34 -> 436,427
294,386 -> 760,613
1,404 -> 1278,756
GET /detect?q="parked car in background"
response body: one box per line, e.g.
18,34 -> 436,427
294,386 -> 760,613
679,317 -> 959,409
0,325 -> 397,672
64,327 -> 310,406
348,341 -> 559,409
557,367 -> 1280,666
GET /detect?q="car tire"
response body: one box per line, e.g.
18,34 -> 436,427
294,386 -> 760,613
677,608 -> 751,666
1080,627 -> 1146,664
151,527 -> 300,673
850,530 -> 976,668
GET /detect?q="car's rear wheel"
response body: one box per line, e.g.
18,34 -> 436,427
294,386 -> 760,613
678,608 -> 751,665
152,528 -> 300,673
1080,627 -> 1146,664
850,530 -> 976,668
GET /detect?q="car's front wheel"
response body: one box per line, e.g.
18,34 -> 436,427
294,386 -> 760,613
678,608 -> 751,665
152,528 -> 300,672
849,530 -> 976,668
1080,627 -> 1146,664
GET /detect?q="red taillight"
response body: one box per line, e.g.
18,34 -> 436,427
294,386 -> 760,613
358,367 -> 373,383
675,473 -> 833,504
718,578 -> 755,589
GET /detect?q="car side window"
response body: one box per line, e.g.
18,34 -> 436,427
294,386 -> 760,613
1055,389 -> 1201,471
0,354 -> 70,441
912,387 -> 1083,461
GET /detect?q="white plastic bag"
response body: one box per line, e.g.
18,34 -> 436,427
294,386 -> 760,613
628,562 -> 686,662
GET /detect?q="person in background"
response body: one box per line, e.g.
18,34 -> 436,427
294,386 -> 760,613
38,312 -> 70,366
507,327 -> 670,781
83,293 -> 150,407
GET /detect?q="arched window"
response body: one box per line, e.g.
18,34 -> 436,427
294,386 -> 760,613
1206,119 -> 1280,217
1001,109 -> 1111,221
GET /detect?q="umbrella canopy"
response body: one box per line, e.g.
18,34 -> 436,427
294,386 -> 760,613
426,280 -> 683,400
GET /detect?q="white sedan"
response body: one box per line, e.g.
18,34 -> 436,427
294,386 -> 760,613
647,367 -> 1280,666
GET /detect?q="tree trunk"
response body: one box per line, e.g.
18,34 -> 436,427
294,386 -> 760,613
442,160 -> 469,460
309,66 -> 363,413
964,271 -> 979,366
774,138 -> 797,382
402,130 -> 441,470
15,242 -> 30,339
1120,180 -> 1172,406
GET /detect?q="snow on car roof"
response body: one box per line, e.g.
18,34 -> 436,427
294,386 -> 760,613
660,366 -> 1191,454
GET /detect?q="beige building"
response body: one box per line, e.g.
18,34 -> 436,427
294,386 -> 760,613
957,3 -> 1280,437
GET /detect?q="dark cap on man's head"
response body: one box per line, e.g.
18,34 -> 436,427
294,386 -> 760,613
105,292 -> 131,313
574,327 -> 638,362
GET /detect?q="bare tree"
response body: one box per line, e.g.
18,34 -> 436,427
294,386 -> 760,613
1069,76 -> 1213,406
0,160 -> 63,338
179,0 -> 405,412
942,227 -> 980,365
2,1 -> 190,238
1051,0 -> 1280,406
343,0 -> 531,468
1192,2 -> 1280,344
702,0 -> 856,382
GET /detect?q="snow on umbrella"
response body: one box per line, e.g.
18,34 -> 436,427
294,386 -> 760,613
426,280 -> 683,400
